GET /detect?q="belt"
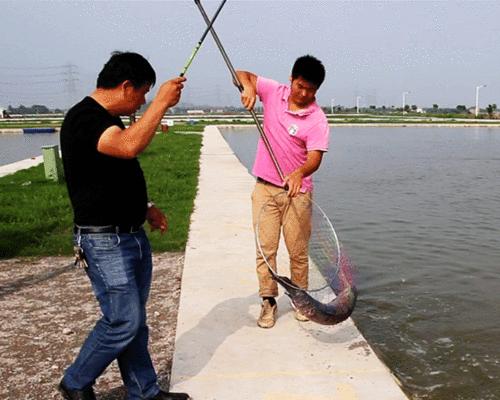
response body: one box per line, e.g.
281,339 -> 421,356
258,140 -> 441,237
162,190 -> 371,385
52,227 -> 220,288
74,224 -> 143,234
257,177 -> 283,188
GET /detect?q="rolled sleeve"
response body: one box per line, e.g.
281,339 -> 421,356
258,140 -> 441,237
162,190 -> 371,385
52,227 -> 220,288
257,76 -> 280,103
306,120 -> 330,152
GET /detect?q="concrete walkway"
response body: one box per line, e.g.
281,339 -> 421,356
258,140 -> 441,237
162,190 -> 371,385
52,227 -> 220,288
0,156 -> 43,178
171,126 -> 408,400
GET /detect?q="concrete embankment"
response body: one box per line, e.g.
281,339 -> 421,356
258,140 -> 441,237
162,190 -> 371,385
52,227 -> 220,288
0,128 -> 61,134
170,126 -> 409,400
0,156 -> 43,178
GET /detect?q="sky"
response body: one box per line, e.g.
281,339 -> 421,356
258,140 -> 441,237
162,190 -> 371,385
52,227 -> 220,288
1,0 -> 499,110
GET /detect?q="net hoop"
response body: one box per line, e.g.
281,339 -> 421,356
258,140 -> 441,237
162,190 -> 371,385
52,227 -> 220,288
255,190 -> 342,293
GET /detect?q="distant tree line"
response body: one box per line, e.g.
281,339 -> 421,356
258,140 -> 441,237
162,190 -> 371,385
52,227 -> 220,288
4,102 -> 498,118
322,103 -> 499,118
7,104 -> 64,114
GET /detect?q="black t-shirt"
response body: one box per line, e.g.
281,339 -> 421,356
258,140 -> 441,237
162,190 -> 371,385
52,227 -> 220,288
60,96 -> 148,227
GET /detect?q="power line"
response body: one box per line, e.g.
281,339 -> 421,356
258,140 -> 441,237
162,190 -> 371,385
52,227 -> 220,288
0,64 -> 80,109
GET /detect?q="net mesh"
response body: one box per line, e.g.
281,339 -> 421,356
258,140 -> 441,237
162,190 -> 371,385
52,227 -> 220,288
308,200 -> 356,298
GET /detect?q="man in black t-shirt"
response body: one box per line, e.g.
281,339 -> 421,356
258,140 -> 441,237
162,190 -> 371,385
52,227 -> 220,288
59,52 -> 190,400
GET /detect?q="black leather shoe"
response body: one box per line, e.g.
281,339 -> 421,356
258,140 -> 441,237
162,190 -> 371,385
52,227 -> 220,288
151,389 -> 191,400
58,380 -> 96,400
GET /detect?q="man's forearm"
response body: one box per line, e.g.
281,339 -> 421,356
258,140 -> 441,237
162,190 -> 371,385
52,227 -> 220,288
97,77 -> 184,159
123,99 -> 169,156
236,70 -> 257,89
236,70 -> 258,110
295,150 -> 324,178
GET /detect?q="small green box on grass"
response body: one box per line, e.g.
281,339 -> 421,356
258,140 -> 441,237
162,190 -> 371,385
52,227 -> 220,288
41,145 -> 63,182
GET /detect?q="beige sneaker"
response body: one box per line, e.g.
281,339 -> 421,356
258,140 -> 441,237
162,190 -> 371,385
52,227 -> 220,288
257,299 -> 277,328
294,309 -> 309,322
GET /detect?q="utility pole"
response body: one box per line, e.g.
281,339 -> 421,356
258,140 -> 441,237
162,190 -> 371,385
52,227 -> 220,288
62,63 -> 79,109
475,84 -> 486,117
402,91 -> 410,114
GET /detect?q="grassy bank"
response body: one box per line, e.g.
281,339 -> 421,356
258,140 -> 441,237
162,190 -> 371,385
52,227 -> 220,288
3,116 -> 500,131
327,119 -> 500,125
0,121 -> 63,129
0,127 -> 202,259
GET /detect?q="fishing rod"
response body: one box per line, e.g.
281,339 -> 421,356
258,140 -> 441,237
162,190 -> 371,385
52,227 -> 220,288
193,0 -> 286,183
180,0 -> 227,77
130,0 -> 227,124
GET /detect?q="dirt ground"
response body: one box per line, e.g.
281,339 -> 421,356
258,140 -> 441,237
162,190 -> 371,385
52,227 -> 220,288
0,252 -> 185,400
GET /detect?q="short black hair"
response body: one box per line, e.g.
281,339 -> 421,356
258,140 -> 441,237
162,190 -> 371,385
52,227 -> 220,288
96,51 -> 156,89
291,55 -> 325,88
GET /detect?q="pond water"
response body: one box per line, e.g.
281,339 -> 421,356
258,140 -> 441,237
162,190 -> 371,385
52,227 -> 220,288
0,133 -> 60,166
222,126 -> 500,400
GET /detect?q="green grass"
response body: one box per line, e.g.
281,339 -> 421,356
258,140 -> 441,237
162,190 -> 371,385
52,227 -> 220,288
0,119 -> 253,130
0,127 -> 202,259
141,130 -> 201,251
327,118 -> 500,125
0,120 -> 63,129
0,166 -> 73,258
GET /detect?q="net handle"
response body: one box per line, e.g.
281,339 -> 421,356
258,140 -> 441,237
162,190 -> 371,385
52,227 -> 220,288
194,0 -> 286,183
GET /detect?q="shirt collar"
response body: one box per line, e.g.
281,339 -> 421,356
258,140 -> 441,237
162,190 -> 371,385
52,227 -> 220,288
281,85 -> 317,117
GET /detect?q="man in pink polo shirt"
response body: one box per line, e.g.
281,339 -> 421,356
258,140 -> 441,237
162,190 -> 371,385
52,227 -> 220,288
236,55 -> 329,328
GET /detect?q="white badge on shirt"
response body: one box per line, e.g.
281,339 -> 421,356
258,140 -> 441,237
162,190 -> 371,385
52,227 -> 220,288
288,124 -> 299,136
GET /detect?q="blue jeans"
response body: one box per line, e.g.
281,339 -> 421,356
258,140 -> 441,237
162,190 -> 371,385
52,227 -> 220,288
63,228 -> 160,399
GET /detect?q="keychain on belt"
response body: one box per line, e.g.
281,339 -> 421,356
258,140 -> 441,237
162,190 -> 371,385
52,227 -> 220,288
73,235 -> 88,269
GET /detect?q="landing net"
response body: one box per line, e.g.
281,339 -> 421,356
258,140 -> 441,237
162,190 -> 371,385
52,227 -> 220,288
255,191 -> 357,324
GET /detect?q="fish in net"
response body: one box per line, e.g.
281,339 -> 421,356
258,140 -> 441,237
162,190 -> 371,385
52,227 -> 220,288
255,191 -> 357,325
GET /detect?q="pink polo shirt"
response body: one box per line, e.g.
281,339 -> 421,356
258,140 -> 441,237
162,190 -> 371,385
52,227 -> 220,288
252,76 -> 329,193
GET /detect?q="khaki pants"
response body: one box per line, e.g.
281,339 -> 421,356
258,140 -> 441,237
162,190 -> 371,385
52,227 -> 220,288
252,181 -> 312,298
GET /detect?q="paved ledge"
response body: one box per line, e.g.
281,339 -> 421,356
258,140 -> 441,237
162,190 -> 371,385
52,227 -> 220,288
0,156 -> 43,178
171,126 -> 408,399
